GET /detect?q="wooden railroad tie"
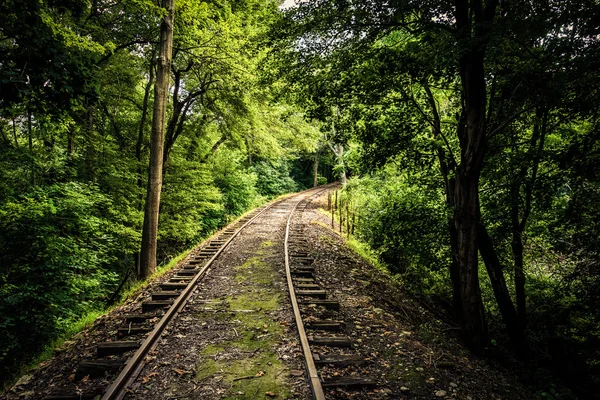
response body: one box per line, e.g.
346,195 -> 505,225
96,341 -> 139,357
306,321 -> 343,331
117,324 -> 152,337
151,291 -> 180,301
291,270 -> 314,278
176,269 -> 199,276
159,282 -> 188,290
142,299 -> 173,312
308,335 -> 353,348
74,359 -> 125,380
124,313 -> 159,323
295,289 -> 327,299
299,299 -> 340,310
170,275 -> 194,282
295,283 -> 321,290
291,257 -> 314,265
313,354 -> 365,366
321,377 -> 377,388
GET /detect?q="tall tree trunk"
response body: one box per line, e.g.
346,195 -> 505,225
135,51 -> 156,276
313,154 -> 319,187
451,0 -> 499,353
454,166 -> 488,352
139,0 -> 175,280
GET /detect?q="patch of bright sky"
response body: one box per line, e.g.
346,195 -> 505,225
281,0 -> 306,9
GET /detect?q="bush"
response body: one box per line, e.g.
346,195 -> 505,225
0,182 -> 139,379
343,174 -> 451,297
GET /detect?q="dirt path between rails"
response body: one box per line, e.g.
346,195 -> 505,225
5,189 -> 533,400
124,197 -> 311,400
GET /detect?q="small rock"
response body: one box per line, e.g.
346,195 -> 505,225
400,386 -> 410,392
435,390 -> 447,397
450,382 -> 458,388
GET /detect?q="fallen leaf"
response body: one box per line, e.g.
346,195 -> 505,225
142,371 -> 159,383
255,370 -> 265,377
265,392 -> 277,397
173,368 -> 190,376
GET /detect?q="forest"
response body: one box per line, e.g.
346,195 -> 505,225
1,0 -> 600,398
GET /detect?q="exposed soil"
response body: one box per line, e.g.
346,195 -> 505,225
4,189 -> 533,400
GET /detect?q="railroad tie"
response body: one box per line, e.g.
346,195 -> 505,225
291,257 -> 314,265
74,359 -> 125,381
299,299 -> 340,310
117,324 -> 152,337
321,377 -> 377,389
306,320 -> 343,331
176,269 -> 199,276
295,283 -> 321,290
159,282 -> 188,290
313,354 -> 366,366
170,276 -> 194,282
151,291 -> 181,301
295,289 -> 327,299
124,313 -> 160,323
142,299 -> 173,312
308,335 -> 353,348
96,341 -> 139,357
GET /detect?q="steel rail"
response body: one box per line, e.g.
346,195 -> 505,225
284,189 -> 329,400
103,197 -> 286,399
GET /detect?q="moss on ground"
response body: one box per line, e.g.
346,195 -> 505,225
195,240 -> 290,399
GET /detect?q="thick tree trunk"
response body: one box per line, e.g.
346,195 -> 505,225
454,168 -> 488,352
451,0 -> 499,353
139,0 -> 174,280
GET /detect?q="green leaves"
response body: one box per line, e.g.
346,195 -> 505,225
0,182 -> 135,377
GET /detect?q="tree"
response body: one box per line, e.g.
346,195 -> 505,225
139,0 -> 175,280
271,0 -> 600,353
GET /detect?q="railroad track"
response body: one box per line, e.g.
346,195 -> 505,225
43,186 -> 331,400
285,194 -> 376,399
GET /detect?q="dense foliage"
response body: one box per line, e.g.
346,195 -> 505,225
0,0 -> 328,385
271,0 -> 600,397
